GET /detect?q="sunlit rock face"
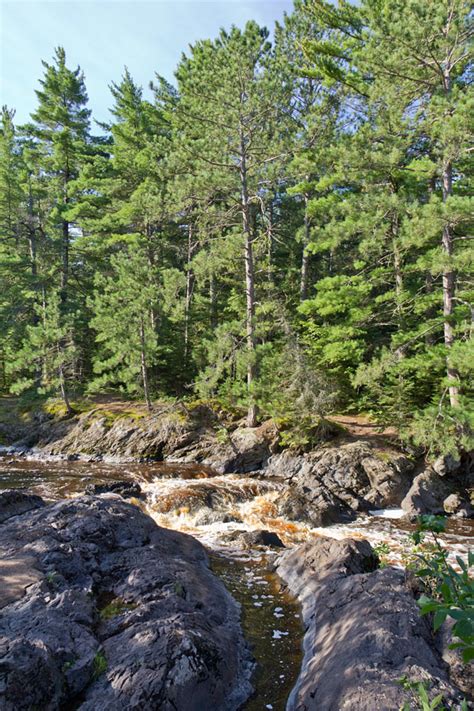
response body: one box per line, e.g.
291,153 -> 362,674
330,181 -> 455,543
0,493 -> 253,711
274,537 -> 466,711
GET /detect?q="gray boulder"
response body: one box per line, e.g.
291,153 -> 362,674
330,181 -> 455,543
274,537 -> 464,710
0,494 -> 252,710
401,459 -> 473,518
267,442 -> 414,526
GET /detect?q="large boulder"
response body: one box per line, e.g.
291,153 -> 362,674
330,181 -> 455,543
267,442 -> 414,526
401,453 -> 473,518
274,537 -> 465,710
0,494 -> 252,710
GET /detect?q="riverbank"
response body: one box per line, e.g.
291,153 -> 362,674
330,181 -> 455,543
1,396 -> 472,522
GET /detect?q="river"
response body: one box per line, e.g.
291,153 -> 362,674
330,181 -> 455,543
1,452 -> 472,710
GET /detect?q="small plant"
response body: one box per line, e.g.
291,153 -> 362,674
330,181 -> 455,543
99,598 -> 137,620
173,582 -> 186,598
215,426 -> 231,445
46,570 -> 59,586
92,650 -> 107,680
409,516 -> 474,664
398,677 -> 446,710
373,541 -> 391,568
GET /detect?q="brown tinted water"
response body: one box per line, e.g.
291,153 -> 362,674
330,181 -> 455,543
1,453 -> 473,710
0,454 -> 302,711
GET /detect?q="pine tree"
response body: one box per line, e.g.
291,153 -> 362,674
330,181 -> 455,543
90,247 -> 160,409
10,290 -> 78,413
173,21 -> 287,426
28,46 -> 91,302
299,0 -> 473,451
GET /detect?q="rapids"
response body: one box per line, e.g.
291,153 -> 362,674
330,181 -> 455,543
1,452 -> 472,709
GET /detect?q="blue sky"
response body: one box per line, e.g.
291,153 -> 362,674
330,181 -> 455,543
1,0 -> 294,125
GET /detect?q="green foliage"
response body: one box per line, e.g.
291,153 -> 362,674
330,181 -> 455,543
373,541 -> 391,568
92,650 -> 107,680
398,676 -> 447,711
0,3 -> 472,453
89,246 -> 159,401
409,516 -> 474,664
99,598 -> 137,620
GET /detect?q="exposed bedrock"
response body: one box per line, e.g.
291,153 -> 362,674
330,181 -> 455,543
267,441 -> 414,526
401,451 -> 474,519
274,537 -> 466,710
0,492 -> 253,711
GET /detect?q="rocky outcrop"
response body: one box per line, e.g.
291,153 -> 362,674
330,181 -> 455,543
274,537 -> 465,710
401,452 -> 473,518
0,494 -> 252,710
0,489 -> 44,523
266,442 -> 414,526
13,405 -> 279,473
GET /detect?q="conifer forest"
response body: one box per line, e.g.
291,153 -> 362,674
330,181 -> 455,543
1,0 -> 472,456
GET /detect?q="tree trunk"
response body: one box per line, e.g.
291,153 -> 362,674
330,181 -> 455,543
393,237 -> 403,325
267,199 -> 274,284
59,363 -> 72,415
209,273 -> 217,330
425,175 -> 437,345
442,159 -> 459,408
27,176 -> 37,280
184,223 -> 195,364
140,316 -> 152,412
300,193 -> 310,301
61,172 -> 69,304
240,128 -> 258,427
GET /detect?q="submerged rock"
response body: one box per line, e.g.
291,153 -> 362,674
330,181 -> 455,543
0,494 -> 253,710
274,537 -> 465,710
84,480 -> 142,498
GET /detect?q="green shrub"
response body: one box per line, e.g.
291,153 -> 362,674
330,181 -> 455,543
409,516 -> 474,664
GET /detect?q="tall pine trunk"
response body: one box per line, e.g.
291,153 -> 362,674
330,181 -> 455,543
442,159 -> 459,408
61,164 -> 70,303
140,316 -> 152,411
441,70 -> 459,408
184,223 -> 195,364
300,194 -> 311,301
240,127 -> 258,427
266,200 -> 275,284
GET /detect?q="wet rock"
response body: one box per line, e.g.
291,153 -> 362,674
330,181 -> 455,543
84,480 -> 142,498
268,442 -> 414,527
0,495 -> 252,710
0,489 -> 45,524
274,537 -> 464,710
238,529 -> 285,548
401,469 -> 452,516
277,488 -> 344,527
